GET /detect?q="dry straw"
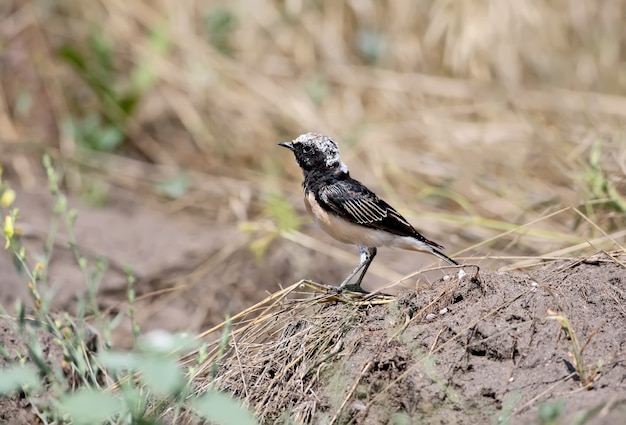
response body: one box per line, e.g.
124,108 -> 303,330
182,280 -> 395,422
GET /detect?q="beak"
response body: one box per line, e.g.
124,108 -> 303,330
277,141 -> 294,151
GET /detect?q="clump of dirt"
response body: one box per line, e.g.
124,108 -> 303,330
202,253 -> 626,424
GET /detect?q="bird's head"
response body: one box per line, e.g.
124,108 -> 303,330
278,132 -> 348,173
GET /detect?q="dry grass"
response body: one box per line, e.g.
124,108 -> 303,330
1,1 -> 625,260
180,280 -> 395,422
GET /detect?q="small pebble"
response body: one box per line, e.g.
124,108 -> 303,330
443,275 -> 450,281
458,269 -> 466,279
351,402 -> 366,411
425,313 -> 437,321
439,307 -> 448,315
531,281 -> 538,287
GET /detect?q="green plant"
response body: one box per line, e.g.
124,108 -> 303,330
58,28 -> 169,152
0,156 -> 257,424
240,192 -> 303,261
203,7 -> 238,55
537,398 -> 566,425
578,141 -> 626,229
495,392 -> 521,425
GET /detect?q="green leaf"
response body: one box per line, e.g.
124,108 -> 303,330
139,357 -> 185,396
263,193 -> 301,232
538,398 -> 566,425
149,25 -> 172,55
58,388 -> 123,425
117,93 -> 140,117
204,8 -> 237,55
248,233 -> 277,262
89,33 -> 114,76
11,248 -> 27,277
131,66 -> 157,94
129,25 -> 170,94
355,29 -> 386,64
96,125 -> 124,151
589,141 -> 602,168
155,172 -> 190,199
58,44 -> 88,74
0,364 -> 41,395
120,386 -> 147,418
24,335 -> 51,375
97,350 -> 142,372
192,391 -> 258,425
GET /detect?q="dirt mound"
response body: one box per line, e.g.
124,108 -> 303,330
196,253 -> 626,424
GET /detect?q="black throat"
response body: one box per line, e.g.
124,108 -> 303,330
302,165 -> 349,194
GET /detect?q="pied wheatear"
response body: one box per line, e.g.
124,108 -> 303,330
279,132 -> 458,292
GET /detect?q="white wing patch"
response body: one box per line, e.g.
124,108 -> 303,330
344,199 -> 386,223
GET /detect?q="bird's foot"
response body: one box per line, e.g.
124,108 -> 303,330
335,283 -> 369,294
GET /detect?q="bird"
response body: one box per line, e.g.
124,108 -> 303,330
278,132 -> 459,292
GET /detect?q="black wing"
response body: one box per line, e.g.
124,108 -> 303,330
317,178 -> 443,248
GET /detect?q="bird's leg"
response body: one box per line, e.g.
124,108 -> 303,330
353,247 -> 376,289
339,246 -> 377,290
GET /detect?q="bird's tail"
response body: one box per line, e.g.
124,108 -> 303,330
394,236 -> 459,266
429,246 -> 459,266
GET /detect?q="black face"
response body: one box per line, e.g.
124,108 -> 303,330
278,141 -> 330,171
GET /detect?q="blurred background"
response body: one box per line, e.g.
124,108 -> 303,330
1,0 -> 625,344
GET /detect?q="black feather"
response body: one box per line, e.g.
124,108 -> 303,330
315,178 -> 444,249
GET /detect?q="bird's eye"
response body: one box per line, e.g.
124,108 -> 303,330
302,145 -> 313,154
